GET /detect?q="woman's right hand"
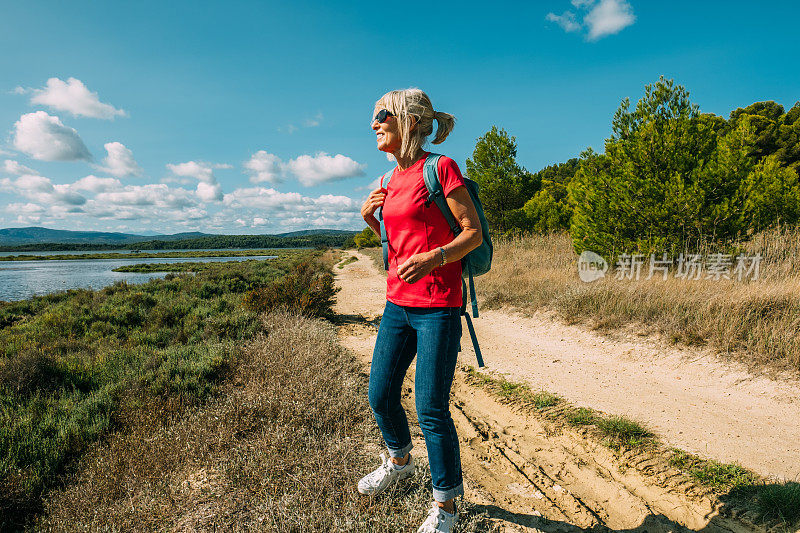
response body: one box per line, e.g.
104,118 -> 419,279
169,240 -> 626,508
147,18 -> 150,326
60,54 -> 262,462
361,187 -> 387,220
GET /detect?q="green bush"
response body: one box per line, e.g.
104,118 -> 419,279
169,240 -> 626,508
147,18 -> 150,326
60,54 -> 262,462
243,259 -> 340,318
352,227 -> 380,248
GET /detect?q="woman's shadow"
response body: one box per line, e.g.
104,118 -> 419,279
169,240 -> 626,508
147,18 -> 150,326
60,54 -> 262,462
461,490 -> 762,533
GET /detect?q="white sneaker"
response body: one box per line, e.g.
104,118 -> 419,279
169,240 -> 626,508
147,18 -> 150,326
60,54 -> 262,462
357,453 -> 415,496
417,501 -> 459,533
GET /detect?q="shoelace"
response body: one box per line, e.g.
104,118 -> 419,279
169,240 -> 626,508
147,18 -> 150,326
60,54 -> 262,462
418,503 -> 446,533
366,453 -> 394,483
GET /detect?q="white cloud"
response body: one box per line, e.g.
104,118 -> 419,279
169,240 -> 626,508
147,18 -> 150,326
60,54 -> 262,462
75,183 -> 205,223
168,161 -> 215,183
244,150 -> 283,184
313,194 -> 359,211
178,207 -> 207,220
220,186 -> 361,231
25,77 -> 127,119
166,160 -> 230,202
584,0 -> 635,40
242,150 -> 365,187
72,175 -> 123,193
309,215 -> 354,227
48,204 -> 85,217
0,173 -> 87,206
285,152 -> 365,187
7,202 -> 46,224
546,0 -> 634,40
222,187 -> 304,210
79,194 -> 206,223
0,148 -> 366,232
96,142 -> 141,177
12,111 -> 92,162
2,160 -> 39,176
160,175 -> 194,185
0,172 -> 210,227
303,112 -> 323,127
546,11 -> 581,32
196,181 -> 223,202
94,183 -> 196,209
281,113 -> 322,134
50,184 -> 86,205
7,202 -> 45,215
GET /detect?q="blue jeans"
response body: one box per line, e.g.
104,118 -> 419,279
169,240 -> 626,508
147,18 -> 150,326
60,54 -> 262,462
368,300 -> 464,502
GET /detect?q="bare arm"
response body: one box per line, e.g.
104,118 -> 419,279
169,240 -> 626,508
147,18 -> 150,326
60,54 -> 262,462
396,185 -> 482,284
439,185 -> 483,263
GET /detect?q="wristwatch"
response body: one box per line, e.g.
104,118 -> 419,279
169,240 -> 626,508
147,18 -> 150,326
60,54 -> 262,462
439,247 -> 447,266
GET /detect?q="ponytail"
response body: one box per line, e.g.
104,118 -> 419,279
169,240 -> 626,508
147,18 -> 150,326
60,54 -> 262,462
432,111 -> 456,145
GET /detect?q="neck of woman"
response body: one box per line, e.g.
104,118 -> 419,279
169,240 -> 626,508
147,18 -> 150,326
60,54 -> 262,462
393,148 -> 426,171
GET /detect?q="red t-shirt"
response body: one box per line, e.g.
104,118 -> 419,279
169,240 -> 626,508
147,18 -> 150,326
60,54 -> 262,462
381,152 -> 466,307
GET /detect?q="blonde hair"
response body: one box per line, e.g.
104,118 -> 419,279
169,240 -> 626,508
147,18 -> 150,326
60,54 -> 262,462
373,88 -> 456,160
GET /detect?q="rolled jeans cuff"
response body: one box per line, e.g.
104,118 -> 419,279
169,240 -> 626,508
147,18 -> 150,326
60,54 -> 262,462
387,441 -> 413,459
433,482 -> 464,502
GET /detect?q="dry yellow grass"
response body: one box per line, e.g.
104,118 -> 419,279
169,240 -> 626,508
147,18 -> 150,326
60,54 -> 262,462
479,227 -> 800,373
34,312 -> 489,531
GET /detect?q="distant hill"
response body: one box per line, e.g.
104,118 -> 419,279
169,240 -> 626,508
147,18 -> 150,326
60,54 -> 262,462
0,227 -> 212,246
0,226 -> 359,251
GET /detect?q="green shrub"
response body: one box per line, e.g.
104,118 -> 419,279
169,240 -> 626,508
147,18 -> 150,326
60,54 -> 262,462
243,259 -> 340,318
352,227 -> 380,248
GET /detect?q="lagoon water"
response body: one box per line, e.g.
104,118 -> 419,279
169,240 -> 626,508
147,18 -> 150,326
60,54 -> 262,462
0,253 -> 277,302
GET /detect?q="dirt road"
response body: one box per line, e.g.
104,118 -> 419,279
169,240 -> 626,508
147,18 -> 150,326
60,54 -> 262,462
332,251 -> 780,531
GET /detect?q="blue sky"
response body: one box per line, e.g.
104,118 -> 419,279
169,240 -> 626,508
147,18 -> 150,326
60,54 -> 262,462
1,0 -> 798,235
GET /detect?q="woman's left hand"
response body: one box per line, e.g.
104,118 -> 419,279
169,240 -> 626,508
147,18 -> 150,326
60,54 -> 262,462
397,251 -> 439,284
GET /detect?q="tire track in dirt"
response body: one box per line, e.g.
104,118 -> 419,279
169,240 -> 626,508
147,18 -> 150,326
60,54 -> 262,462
332,250 -> 760,532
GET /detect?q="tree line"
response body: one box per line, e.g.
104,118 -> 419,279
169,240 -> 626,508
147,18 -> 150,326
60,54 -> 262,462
0,232 -> 357,252
468,77 -> 800,259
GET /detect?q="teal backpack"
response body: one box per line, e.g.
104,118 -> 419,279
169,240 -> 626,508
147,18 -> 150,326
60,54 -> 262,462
377,153 -> 493,367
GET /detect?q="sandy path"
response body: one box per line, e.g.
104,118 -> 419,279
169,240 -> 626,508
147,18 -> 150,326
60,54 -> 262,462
332,251 -> 763,532
462,309 -> 800,482
334,250 -> 800,482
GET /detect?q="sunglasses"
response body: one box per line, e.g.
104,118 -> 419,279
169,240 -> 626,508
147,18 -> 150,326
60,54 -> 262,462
373,109 -> 395,124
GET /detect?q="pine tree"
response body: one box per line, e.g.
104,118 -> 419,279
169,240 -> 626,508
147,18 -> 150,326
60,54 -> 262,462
739,155 -> 800,232
568,77 -> 722,258
466,126 -> 539,234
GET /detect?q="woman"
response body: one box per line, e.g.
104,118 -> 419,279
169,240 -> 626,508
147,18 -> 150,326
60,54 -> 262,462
358,88 -> 482,533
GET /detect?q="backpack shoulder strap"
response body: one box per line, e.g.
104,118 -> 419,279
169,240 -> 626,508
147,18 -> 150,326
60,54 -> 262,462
461,276 -> 484,367
423,153 -> 479,318
377,169 -> 394,271
422,153 -> 461,238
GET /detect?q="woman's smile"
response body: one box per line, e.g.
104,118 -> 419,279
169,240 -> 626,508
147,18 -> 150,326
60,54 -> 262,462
372,111 -> 399,153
